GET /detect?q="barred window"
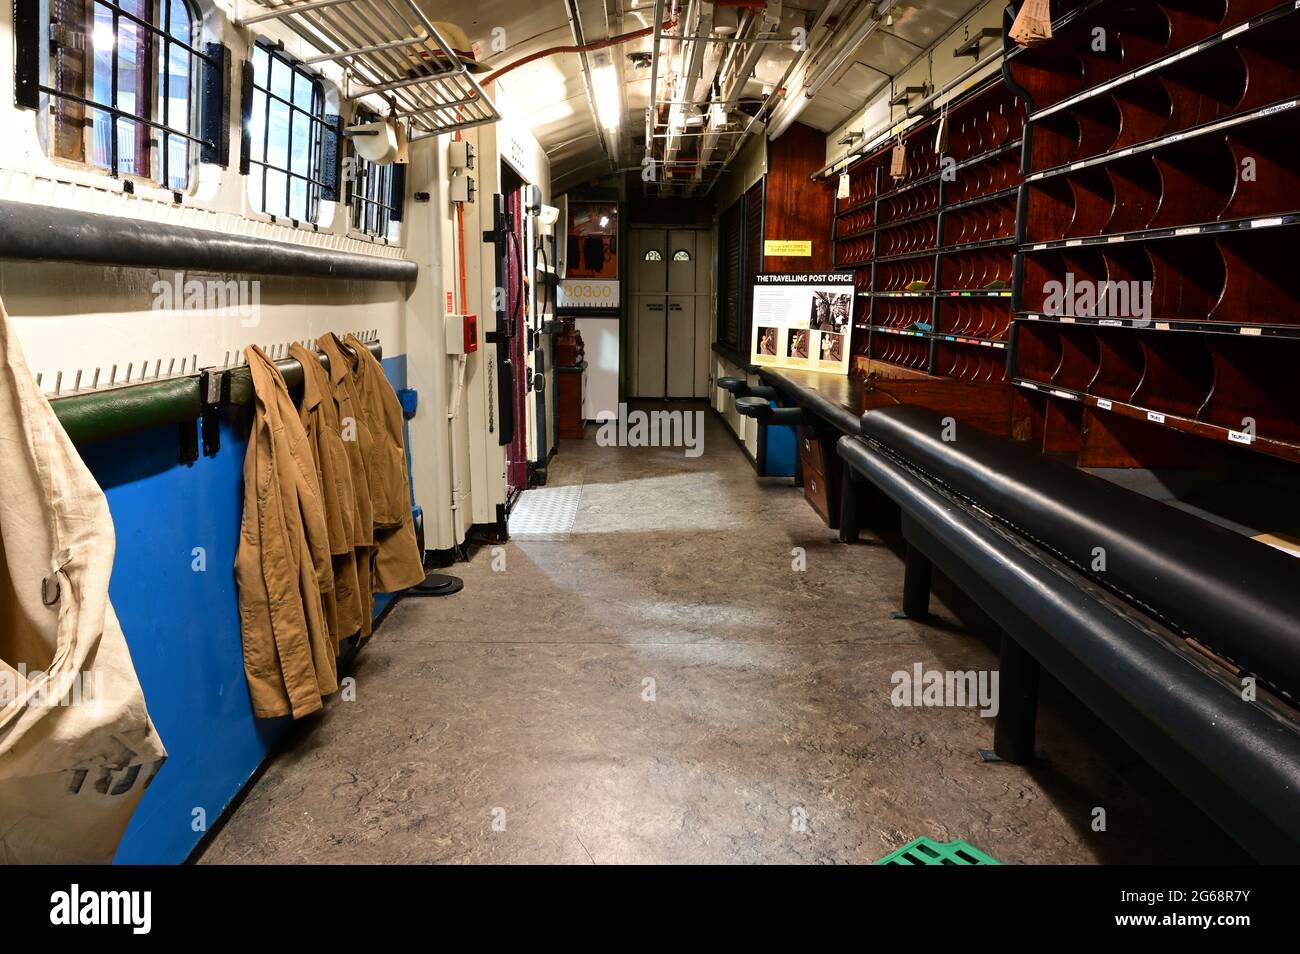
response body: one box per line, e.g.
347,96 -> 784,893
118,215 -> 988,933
244,44 -> 330,223
48,0 -> 203,189
348,111 -> 402,240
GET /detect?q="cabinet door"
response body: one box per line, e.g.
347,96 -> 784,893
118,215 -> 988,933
666,296 -> 696,398
635,297 -> 667,398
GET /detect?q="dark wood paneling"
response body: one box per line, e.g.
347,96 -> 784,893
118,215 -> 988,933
764,122 -> 835,272
860,378 -> 1015,438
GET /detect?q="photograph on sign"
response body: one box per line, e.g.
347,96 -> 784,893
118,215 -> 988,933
749,273 -> 855,376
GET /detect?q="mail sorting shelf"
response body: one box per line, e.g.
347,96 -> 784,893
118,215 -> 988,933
1007,0 -> 1300,462
833,75 -> 1024,383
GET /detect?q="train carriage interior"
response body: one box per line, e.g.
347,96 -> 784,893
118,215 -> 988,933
2,0 -> 1299,889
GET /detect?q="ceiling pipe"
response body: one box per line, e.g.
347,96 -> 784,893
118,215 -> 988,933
645,0 -> 668,166
664,0 -> 713,166
565,0 -> 616,172
482,22 -> 665,86
698,23 -> 807,196
692,4 -> 780,182
767,0 -> 897,141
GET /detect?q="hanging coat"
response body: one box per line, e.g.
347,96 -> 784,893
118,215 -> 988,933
0,298 -> 166,864
234,345 -> 337,720
344,334 -> 426,594
288,344 -> 366,646
316,333 -> 378,636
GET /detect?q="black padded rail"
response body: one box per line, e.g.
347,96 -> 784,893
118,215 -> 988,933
759,370 -> 860,435
0,200 -> 418,282
858,405 -> 1300,702
837,434 -> 1300,862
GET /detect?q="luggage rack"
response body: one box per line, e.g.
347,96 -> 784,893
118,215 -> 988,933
236,0 -> 499,139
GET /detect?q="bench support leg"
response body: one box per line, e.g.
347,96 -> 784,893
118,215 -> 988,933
984,633 -> 1042,764
839,472 -> 862,544
895,543 -> 932,620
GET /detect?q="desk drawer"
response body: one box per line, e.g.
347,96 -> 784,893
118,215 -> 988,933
804,464 -> 832,525
798,426 -> 826,474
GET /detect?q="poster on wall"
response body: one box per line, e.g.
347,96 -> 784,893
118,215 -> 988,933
560,201 -> 619,311
749,273 -> 855,376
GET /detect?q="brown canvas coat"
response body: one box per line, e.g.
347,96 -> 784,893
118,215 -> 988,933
344,334 -> 425,594
316,333 -> 378,635
234,345 -> 337,719
317,334 -> 424,607
288,344 -> 366,646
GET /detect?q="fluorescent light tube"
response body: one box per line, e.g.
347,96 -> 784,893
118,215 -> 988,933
592,63 -> 622,131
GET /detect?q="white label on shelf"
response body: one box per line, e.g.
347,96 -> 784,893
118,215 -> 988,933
1071,162 -> 1087,171
1229,430 -> 1255,445
1099,319 -> 1124,326
1239,327 -> 1263,336
1066,239 -> 1082,247
1157,322 -> 1171,330
1261,100 -> 1298,117
1251,217 -> 1284,229
1176,226 -> 1200,236
1115,148 -> 1134,159
1026,314 -> 1040,320
1052,390 -> 1077,400
1147,411 -> 1166,424
1097,399 -> 1113,410
1108,235 -> 1126,243
1223,23 -> 1250,39
1060,316 -> 1076,323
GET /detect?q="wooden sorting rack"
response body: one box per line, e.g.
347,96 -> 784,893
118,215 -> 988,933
831,75 -> 1025,387
1007,0 -> 1300,463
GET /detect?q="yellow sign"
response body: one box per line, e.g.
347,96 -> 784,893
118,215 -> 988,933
764,240 -> 812,257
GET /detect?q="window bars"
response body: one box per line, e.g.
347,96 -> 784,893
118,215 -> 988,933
245,43 -> 331,222
235,0 -> 499,139
42,0 -> 214,188
348,110 -> 400,238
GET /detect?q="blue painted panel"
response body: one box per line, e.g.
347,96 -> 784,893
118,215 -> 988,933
84,354 -> 410,864
764,415 -> 797,478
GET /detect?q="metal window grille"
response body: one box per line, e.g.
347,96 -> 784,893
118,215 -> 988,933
348,110 -> 399,238
43,0 -> 211,188
245,43 -> 331,223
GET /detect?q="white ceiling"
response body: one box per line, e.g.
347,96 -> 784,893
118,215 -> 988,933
416,0 -> 991,195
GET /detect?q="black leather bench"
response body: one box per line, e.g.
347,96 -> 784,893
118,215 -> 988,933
837,405 -> 1300,862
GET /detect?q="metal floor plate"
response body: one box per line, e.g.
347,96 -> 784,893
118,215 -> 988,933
508,482 -> 583,540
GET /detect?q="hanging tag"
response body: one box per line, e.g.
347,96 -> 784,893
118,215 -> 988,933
934,103 -> 950,155
837,172 -> 851,200
1009,0 -> 1053,47
889,136 -> 907,179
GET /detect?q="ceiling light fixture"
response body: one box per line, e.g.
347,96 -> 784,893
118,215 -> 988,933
592,62 -> 622,131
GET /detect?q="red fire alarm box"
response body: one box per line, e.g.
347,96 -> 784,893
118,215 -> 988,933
445,313 -> 478,354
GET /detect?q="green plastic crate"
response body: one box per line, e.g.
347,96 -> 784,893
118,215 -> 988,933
875,837 -> 1001,865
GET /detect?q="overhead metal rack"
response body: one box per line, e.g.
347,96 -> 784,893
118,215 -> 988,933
236,0 -> 499,139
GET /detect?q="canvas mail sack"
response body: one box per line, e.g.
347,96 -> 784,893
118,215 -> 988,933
0,299 -> 166,864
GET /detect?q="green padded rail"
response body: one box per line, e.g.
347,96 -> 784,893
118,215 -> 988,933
51,376 -> 201,447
